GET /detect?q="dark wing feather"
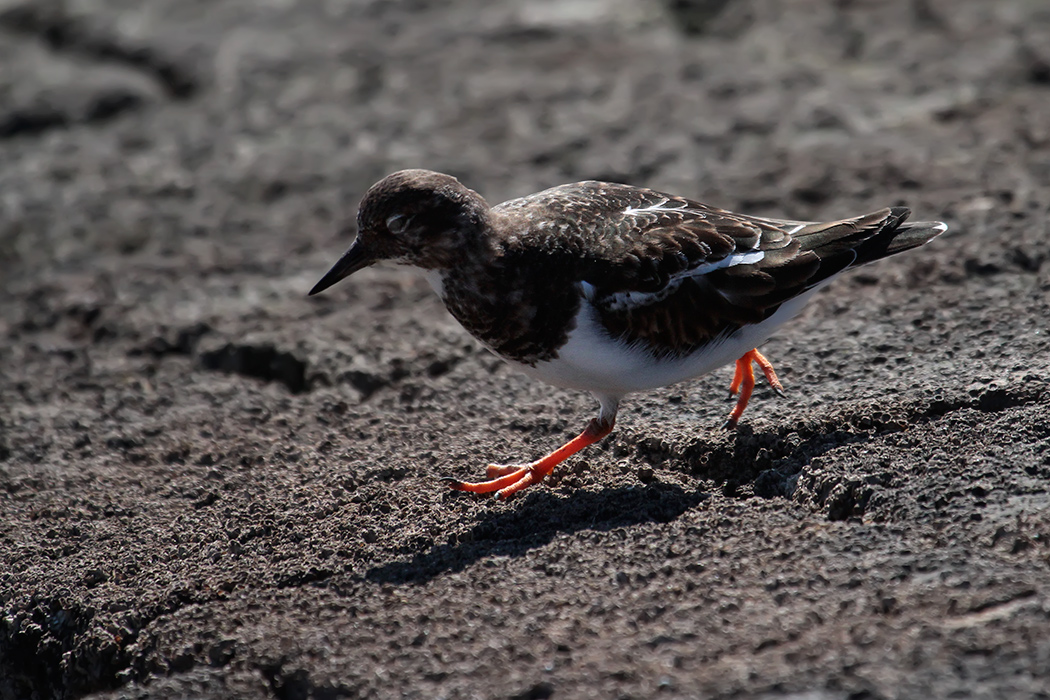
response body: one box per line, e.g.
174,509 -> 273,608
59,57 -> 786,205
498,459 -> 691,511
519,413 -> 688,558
498,182 -> 923,357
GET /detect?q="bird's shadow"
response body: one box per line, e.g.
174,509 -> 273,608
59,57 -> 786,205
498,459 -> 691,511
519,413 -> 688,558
668,423 -> 874,496
365,481 -> 709,585
365,419 -> 877,586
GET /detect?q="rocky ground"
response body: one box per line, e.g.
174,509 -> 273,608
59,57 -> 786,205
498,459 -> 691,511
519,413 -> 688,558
2,0 -> 1050,698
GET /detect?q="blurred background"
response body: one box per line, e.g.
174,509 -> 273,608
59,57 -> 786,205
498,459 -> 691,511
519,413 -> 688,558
2,0 -> 1048,287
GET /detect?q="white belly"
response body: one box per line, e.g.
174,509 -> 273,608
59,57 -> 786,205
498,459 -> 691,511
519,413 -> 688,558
515,292 -> 816,397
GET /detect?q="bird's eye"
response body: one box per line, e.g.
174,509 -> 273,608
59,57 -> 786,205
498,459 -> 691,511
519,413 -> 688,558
386,214 -> 410,234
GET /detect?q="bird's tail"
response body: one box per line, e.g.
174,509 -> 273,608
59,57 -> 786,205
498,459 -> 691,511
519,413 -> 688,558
851,208 -> 947,267
792,207 -> 946,285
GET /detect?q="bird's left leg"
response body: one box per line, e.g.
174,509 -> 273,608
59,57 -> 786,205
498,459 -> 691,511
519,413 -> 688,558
446,395 -> 619,500
723,348 -> 784,430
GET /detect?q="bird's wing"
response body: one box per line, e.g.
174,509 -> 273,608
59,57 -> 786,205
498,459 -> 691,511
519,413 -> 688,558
505,181 -> 909,356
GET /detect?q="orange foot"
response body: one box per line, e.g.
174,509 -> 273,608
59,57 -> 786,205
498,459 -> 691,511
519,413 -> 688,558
723,348 -> 785,430
445,416 -> 615,500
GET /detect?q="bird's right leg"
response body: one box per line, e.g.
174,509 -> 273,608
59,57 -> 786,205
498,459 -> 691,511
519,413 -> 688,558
723,348 -> 784,430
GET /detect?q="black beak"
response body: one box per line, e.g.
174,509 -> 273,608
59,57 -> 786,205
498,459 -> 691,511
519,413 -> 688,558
308,240 -> 374,296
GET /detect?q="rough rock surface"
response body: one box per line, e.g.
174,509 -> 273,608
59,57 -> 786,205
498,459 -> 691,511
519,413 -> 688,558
2,1 -> 1050,698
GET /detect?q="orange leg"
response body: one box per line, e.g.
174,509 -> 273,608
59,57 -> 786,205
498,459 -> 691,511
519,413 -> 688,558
728,356 -> 747,397
723,349 -> 785,430
446,415 -> 615,500
751,349 -> 785,396
723,357 -> 756,430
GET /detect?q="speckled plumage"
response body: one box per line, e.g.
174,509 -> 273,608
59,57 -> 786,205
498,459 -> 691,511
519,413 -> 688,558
310,169 -> 946,498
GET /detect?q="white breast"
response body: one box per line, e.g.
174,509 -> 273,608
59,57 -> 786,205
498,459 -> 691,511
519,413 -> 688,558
421,268 -> 445,297
514,290 -> 817,397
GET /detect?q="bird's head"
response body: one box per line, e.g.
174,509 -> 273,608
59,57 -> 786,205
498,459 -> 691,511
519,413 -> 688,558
309,169 -> 489,296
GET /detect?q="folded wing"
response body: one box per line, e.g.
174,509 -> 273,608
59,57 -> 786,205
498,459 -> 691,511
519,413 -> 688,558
550,182 -> 926,356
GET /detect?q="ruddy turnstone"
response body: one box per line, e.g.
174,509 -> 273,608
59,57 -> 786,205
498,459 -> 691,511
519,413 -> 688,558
310,170 -> 946,499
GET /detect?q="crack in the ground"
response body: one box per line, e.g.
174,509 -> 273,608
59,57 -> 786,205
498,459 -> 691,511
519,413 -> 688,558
0,2 -> 198,139
0,595 -> 96,700
261,659 -> 358,700
0,585 -> 215,700
645,377 -> 1050,517
331,350 -> 467,401
193,341 -> 465,397
0,89 -> 146,140
0,4 -> 198,99
122,318 -> 467,397
657,377 -> 1047,477
198,343 -> 311,395
0,568 -> 377,699
664,0 -> 736,37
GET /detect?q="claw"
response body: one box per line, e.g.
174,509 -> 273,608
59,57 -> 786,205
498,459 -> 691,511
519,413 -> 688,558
445,416 -> 615,499
752,349 -> 785,397
723,349 -> 785,428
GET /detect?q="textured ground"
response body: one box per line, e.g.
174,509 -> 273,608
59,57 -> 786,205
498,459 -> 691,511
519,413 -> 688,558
3,0 -> 1050,698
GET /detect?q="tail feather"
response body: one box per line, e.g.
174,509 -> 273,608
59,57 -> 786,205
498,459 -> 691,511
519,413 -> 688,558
852,215 -> 947,267
789,207 -> 945,287
794,207 -> 910,255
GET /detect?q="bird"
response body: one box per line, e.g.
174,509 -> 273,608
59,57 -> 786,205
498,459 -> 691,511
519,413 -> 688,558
309,169 -> 946,499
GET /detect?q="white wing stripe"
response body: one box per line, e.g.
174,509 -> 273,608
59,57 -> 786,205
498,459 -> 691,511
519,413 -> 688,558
594,250 -> 765,312
622,199 -> 670,216
725,250 -> 764,266
621,199 -> 715,218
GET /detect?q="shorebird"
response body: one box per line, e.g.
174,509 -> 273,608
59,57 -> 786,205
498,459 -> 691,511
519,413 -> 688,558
310,170 -> 945,499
